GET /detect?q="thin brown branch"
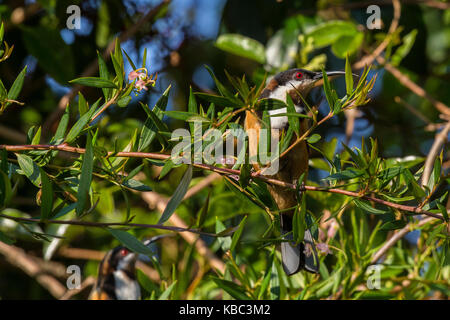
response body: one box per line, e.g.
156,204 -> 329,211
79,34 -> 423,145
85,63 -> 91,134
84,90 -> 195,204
371,217 -> 435,263
0,241 -> 66,298
59,276 -> 96,300
42,0 -> 171,135
141,173 -> 226,275
353,0 -> 401,70
0,143 -> 445,221
377,55 -> 450,116
421,121 -> 450,187
0,213 -> 220,237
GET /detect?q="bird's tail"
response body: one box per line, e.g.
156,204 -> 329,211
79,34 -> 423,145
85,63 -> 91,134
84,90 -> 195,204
280,214 -> 319,275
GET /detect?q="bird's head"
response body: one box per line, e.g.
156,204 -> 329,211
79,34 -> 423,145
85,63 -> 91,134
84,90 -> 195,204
100,246 -> 138,276
260,68 -> 346,106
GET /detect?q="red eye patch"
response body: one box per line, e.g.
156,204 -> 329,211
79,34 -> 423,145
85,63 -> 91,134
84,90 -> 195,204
120,248 -> 129,256
295,72 -> 303,79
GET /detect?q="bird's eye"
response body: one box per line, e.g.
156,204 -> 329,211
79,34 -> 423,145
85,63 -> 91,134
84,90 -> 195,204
120,248 -> 128,256
295,72 -> 303,79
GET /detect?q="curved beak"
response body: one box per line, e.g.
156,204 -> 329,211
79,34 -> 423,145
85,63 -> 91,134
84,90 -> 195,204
312,70 -> 357,87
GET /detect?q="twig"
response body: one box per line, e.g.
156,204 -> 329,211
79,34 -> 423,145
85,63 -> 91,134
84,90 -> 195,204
0,213 -> 221,236
141,173 -> 226,275
377,55 -> 450,116
370,217 -> 435,263
353,0 -> 401,70
0,143 -> 445,221
59,276 -> 96,300
421,121 -> 450,187
0,241 -> 66,298
42,0 -> 171,135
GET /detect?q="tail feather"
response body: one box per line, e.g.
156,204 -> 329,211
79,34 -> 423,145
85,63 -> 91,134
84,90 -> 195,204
280,214 -> 319,275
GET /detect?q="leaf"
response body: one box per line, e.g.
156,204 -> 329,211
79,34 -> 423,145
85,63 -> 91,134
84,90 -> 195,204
211,277 -> 251,300
121,179 -> 152,192
196,190 -> 211,228
215,34 -> 266,64
391,29 -> 418,66
0,169 -> 12,207
380,220 -> 407,231
307,133 -> 321,144
138,86 -> 171,151
97,52 -> 112,100
163,110 -> 197,121
293,195 -> 306,243
39,168 -> 53,220
65,99 -> 100,143
0,230 -> 15,245
76,132 -> 94,216
16,154 -> 41,187
305,20 -> 359,48
8,66 -> 27,102
195,93 -> 242,108
107,228 -> 155,256
345,55 -> 353,95
286,93 -> 300,136
230,215 -> 248,252
158,166 -> 193,224
354,199 -> 388,215
331,33 -> 364,58
69,77 -> 118,89
437,203 -> 449,222
158,281 -> 177,300
321,69 -> 334,112
325,168 -> 364,181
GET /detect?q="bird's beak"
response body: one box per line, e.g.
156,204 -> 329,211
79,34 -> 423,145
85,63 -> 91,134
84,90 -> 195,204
312,71 -> 350,87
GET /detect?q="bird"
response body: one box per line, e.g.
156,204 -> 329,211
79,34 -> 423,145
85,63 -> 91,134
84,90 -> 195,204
89,245 -> 141,300
244,68 -> 346,276
89,235 -> 170,300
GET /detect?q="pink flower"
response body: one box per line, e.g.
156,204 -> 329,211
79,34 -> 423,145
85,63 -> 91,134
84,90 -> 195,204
317,243 -> 332,255
135,79 -> 149,91
128,71 -> 140,81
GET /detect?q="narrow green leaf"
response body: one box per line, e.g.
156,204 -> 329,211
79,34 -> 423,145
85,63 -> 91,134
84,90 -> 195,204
345,55 -> 353,95
230,215 -> 248,252
8,66 -> 27,101
65,99 -> 100,143
97,52 -> 112,100
121,179 -> 152,192
107,228 -> 155,256
211,277 -> 251,300
76,132 -> 94,216
307,133 -> 321,144
158,166 -> 193,224
286,93 -> 300,136
195,92 -> 242,108
354,199 -> 388,215
196,190 -> 211,228
69,77 -> 117,89
158,281 -> 177,300
39,168 -> 53,220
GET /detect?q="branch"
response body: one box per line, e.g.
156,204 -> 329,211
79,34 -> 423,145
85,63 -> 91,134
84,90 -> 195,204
1,143 -> 445,221
0,241 -> 66,298
376,55 -> 450,116
370,217 -> 435,263
143,173 -> 225,274
421,121 -> 450,187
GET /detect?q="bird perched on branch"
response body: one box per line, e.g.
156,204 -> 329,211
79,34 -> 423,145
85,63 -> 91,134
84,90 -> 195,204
244,69 -> 345,276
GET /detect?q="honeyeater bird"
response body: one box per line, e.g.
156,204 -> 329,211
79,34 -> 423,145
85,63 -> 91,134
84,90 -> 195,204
244,68 -> 345,276
90,245 -> 141,300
